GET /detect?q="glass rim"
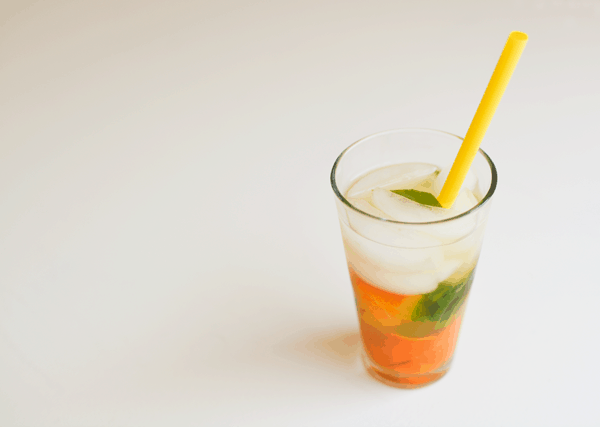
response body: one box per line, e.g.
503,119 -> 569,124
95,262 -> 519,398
330,128 -> 498,225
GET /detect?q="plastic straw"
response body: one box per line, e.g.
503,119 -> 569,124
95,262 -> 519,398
437,31 -> 528,208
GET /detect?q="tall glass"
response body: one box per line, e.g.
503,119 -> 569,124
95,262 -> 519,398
331,129 -> 497,388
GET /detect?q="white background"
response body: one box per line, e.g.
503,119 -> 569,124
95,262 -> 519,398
1,1 -> 599,426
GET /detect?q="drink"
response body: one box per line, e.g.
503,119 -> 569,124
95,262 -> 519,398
344,163 -> 480,387
331,129 -> 496,388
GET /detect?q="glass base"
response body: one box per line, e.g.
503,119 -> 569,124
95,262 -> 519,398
361,351 -> 451,389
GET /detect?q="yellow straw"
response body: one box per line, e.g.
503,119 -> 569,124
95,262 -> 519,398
437,31 -> 528,208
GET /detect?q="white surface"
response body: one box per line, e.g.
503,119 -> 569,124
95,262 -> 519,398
1,1 -> 599,426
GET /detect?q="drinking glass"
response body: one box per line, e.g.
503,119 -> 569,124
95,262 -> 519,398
331,129 -> 497,388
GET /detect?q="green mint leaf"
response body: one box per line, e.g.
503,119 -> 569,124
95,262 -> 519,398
410,270 -> 475,325
390,189 -> 442,207
394,270 -> 475,338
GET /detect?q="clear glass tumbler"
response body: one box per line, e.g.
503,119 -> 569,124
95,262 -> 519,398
331,129 -> 497,388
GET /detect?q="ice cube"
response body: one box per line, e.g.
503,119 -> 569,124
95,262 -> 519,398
371,188 -> 454,223
423,214 -> 478,243
440,259 -> 477,283
374,271 -> 440,295
421,188 -> 480,242
347,163 -> 438,198
368,187 -> 480,242
345,210 -> 442,248
342,238 -> 442,295
346,198 -> 392,220
433,166 -> 478,197
343,224 -> 443,268
443,223 -> 486,265
341,219 -> 447,294
435,259 -> 464,283
446,188 -> 479,215
346,198 -> 411,247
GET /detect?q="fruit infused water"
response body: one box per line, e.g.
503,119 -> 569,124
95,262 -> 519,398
341,161 -> 485,387
331,126 -> 500,389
